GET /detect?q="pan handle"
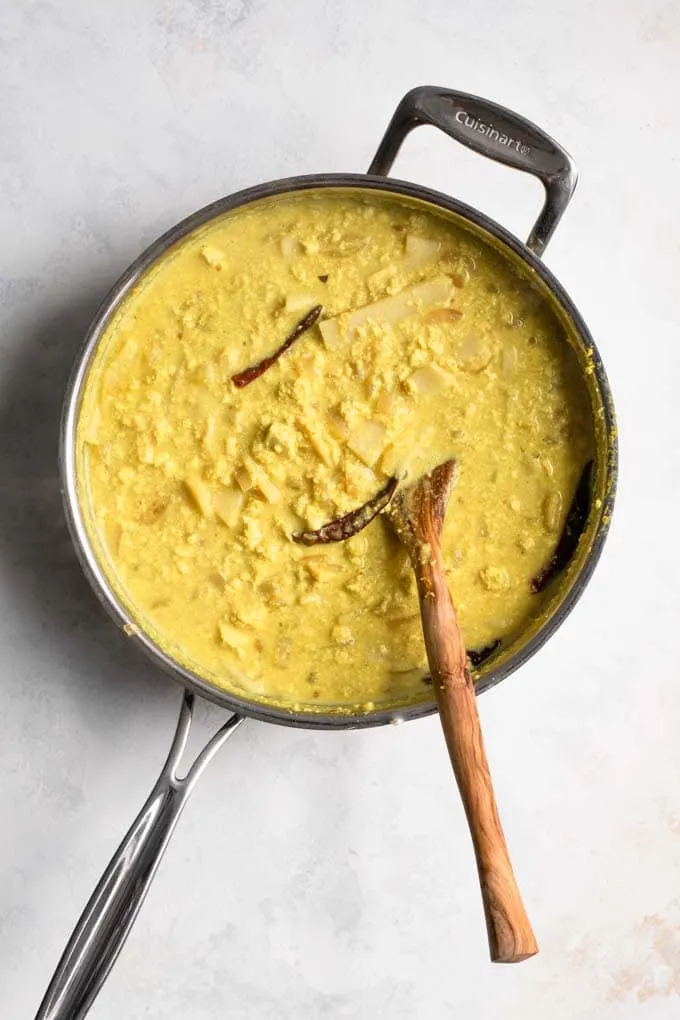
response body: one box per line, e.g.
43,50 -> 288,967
367,86 -> 577,257
34,691 -> 243,1020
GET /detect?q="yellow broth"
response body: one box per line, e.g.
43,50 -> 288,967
76,190 -> 594,711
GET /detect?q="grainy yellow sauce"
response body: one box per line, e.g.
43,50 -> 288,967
77,190 -> 594,711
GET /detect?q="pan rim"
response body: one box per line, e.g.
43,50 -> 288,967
59,172 -> 617,730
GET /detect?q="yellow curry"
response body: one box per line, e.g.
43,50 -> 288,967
76,190 -> 594,711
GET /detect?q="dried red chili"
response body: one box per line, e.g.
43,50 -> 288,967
292,476 -> 398,546
231,305 -> 323,388
467,639 -> 500,668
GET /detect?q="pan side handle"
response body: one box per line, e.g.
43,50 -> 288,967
34,691 -> 243,1020
368,85 -> 577,257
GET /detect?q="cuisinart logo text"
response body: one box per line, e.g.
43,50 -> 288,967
455,109 -> 531,156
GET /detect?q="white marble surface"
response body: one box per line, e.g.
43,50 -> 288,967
1,1 -> 678,1017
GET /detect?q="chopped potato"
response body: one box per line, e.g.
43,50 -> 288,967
406,365 -> 457,395
347,419 -> 387,467
319,318 -> 342,349
374,391 -> 398,416
299,421 -> 335,466
214,486 -> 243,527
243,456 -> 280,503
379,444 -> 403,477
332,624 -> 354,646
285,292 -> 318,313
479,565 -> 510,592
200,245 -> 226,269
185,477 -> 213,517
344,459 -> 379,498
232,603 -> 266,629
234,464 -> 254,492
543,491 -> 563,532
326,409 -> 349,441
217,621 -> 250,656
404,234 -> 441,267
458,333 -> 493,373
305,556 -> 345,582
347,277 -> 453,332
320,277 -> 454,350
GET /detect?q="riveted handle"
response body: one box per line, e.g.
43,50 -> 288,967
368,85 -> 577,257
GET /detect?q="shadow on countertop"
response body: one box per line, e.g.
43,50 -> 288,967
0,286 -> 173,720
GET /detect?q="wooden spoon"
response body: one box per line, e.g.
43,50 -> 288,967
388,459 -> 538,963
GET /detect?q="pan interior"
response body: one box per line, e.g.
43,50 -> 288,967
68,182 -> 614,726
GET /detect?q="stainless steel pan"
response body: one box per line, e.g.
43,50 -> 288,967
36,86 -> 617,1020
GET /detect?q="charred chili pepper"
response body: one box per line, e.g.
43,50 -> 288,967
231,305 -> 323,388
467,639 -> 501,668
292,476 -> 398,546
531,460 -> 594,594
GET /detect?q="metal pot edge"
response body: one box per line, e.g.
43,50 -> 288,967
58,172 -> 618,730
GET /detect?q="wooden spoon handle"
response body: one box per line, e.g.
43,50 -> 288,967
418,556 -> 538,964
